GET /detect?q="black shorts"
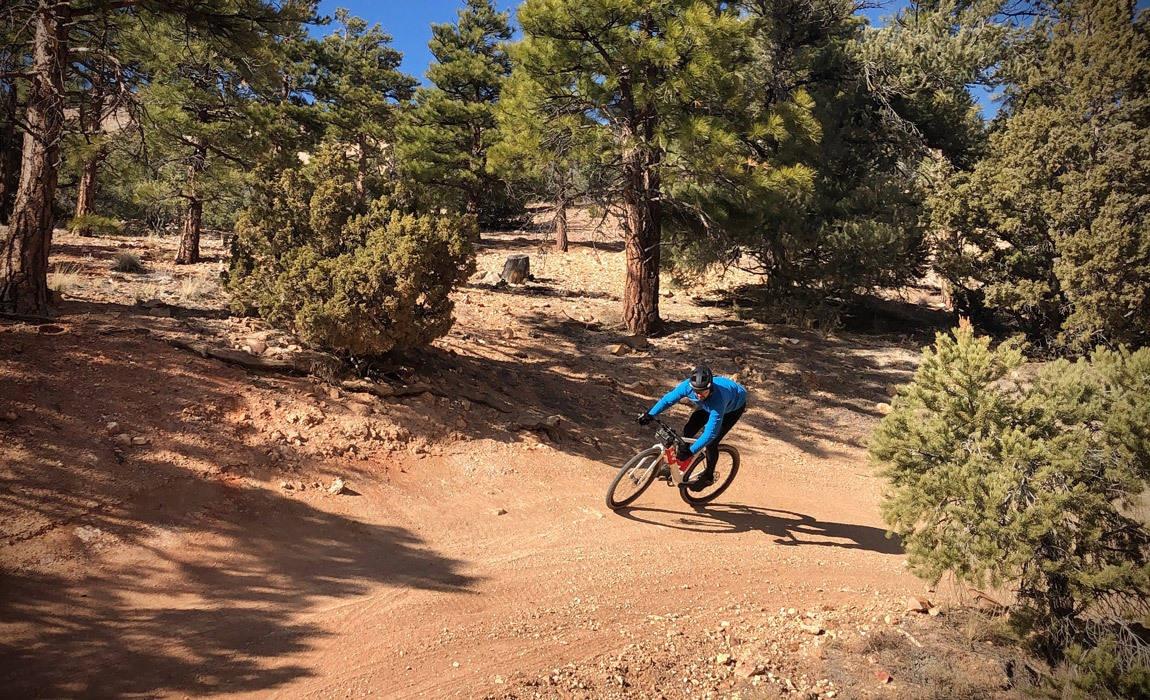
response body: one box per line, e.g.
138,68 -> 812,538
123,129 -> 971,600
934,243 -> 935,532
683,404 -> 746,467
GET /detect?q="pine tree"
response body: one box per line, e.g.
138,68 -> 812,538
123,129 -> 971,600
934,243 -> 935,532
66,16 -> 132,236
227,10 -> 472,356
397,0 -> 513,222
855,0 -> 1010,167
0,0 -> 68,313
654,0 -> 957,314
490,67 -> 599,253
135,21 -> 274,264
512,0 -> 748,335
0,0 -> 314,312
932,0 -> 1150,349
308,10 -> 417,198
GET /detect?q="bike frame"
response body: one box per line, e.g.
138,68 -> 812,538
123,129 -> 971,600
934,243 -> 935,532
607,415 -> 741,510
648,416 -> 693,486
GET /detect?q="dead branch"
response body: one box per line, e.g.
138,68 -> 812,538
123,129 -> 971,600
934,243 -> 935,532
340,378 -> 513,414
166,337 -> 307,374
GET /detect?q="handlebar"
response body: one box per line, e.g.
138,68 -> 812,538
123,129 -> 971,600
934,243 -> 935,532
648,415 -> 673,432
645,415 -> 688,450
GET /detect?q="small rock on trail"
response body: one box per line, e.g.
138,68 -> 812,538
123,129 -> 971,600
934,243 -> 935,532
347,402 -> 373,417
906,596 -> 933,614
241,338 -> 268,355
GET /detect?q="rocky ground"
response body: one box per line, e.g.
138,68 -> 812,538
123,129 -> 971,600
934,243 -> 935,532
0,218 -> 1039,698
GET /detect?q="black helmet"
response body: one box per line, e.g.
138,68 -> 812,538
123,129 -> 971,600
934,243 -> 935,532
689,365 -> 713,392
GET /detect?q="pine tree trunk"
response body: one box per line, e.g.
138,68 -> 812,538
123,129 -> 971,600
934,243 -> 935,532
72,89 -> 106,236
554,198 -> 569,253
0,82 -> 19,225
622,184 -> 661,336
177,198 -> 203,265
72,149 -> 103,235
468,122 -> 483,225
176,141 -> 206,265
0,1 -> 67,314
618,46 -> 662,337
620,113 -> 662,335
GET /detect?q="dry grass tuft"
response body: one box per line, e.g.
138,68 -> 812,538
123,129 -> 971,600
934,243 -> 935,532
176,276 -> 215,304
111,252 -> 147,273
48,263 -> 85,297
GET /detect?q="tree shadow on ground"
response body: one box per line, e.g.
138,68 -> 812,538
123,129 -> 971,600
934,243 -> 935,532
616,504 -> 903,555
478,235 -> 548,252
65,298 -> 232,320
839,293 -> 955,340
568,239 -> 625,253
415,307 -> 920,464
52,241 -> 128,264
0,318 -> 477,697
694,284 -> 955,342
461,280 -> 617,301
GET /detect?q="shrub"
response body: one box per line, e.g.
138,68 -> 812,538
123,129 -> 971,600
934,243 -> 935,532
69,214 -> 123,237
228,144 -> 477,357
872,322 -> 1149,617
870,322 -> 1150,695
111,252 -> 146,273
1054,624 -> 1150,699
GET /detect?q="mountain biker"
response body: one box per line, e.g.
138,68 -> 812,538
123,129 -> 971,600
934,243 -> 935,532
637,365 -> 747,491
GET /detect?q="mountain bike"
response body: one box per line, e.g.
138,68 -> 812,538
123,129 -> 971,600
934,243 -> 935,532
606,416 -> 740,510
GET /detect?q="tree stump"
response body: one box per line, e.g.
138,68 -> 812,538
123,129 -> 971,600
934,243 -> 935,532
501,255 -> 530,284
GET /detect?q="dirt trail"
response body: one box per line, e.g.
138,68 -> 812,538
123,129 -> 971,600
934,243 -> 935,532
1,223 -> 1021,698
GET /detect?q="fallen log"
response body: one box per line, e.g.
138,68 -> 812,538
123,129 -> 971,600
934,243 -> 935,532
167,338 -> 307,374
340,378 -> 513,414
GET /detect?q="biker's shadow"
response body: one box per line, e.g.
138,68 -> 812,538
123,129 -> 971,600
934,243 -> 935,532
616,503 -> 903,555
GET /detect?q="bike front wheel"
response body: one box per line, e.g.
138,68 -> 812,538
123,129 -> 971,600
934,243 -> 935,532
678,445 -> 740,506
606,446 -> 663,510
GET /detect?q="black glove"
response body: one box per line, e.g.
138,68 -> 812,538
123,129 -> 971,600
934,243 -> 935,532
676,443 -> 693,462
637,412 -> 654,426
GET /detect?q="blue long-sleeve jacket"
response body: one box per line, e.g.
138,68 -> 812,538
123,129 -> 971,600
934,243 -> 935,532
646,377 -> 747,454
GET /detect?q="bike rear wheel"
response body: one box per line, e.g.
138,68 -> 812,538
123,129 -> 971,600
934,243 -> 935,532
606,446 -> 663,510
678,445 -> 740,506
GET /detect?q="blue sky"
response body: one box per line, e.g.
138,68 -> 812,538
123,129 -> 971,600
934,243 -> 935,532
315,1 -> 519,79
318,0 -> 1150,120
318,0 -> 913,82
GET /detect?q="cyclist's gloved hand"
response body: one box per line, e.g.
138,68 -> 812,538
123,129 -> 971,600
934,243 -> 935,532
637,412 -> 654,426
675,444 -> 693,462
